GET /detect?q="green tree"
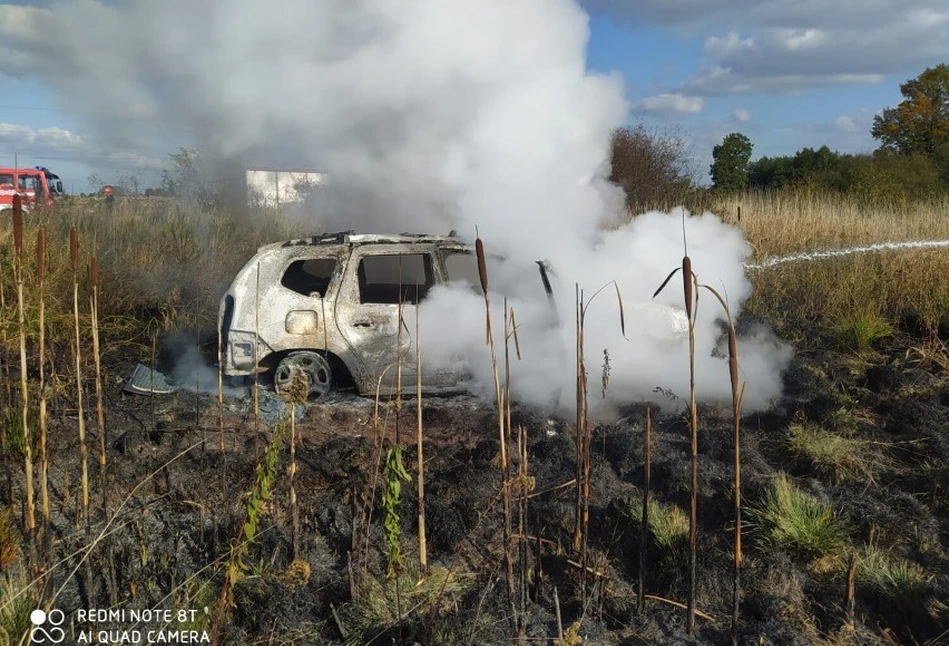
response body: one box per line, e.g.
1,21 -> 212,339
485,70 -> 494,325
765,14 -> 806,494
710,133 -> 753,192
872,63 -> 949,155
160,147 -> 206,197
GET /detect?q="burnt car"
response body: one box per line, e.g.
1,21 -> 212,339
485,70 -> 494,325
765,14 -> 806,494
220,231 -> 505,401
220,231 -> 688,402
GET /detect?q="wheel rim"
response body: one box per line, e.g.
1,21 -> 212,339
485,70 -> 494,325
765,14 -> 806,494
274,352 -> 333,401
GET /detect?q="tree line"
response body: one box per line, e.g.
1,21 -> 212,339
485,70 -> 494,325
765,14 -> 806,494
708,63 -> 949,201
609,63 -> 949,210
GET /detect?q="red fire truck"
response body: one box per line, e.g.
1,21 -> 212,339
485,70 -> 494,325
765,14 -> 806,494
0,166 -> 59,212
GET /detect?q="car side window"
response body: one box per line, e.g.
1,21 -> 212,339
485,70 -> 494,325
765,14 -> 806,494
443,251 -> 482,293
281,258 -> 337,297
0,173 -> 13,189
358,253 -> 434,304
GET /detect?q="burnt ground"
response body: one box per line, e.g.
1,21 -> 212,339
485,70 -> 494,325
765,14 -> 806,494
2,327 -> 948,646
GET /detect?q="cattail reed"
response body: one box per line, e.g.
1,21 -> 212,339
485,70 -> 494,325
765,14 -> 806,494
505,303 -> 527,635
415,304 -> 427,578
14,195 -> 36,540
638,406 -> 651,615
576,286 -> 593,608
652,241 -> 699,635
90,255 -> 107,513
516,422 -> 529,626
475,231 -> 517,632
700,284 -> 746,646
70,227 -> 89,523
37,227 -> 50,532
685,258 -> 699,636
573,285 -> 584,553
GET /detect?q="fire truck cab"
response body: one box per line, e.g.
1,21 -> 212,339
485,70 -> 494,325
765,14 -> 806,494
0,168 -> 55,212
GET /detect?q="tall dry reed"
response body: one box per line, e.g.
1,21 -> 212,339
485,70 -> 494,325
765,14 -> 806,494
475,231 -> 517,633
13,195 -> 36,543
90,255 -> 107,514
37,227 -> 49,535
415,301 -> 427,578
70,227 -> 89,524
653,238 -> 699,635
700,284 -> 746,645
638,406 -> 651,615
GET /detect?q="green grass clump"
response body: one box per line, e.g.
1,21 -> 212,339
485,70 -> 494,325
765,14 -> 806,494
787,423 -> 884,484
833,311 -> 894,353
858,544 -> 931,600
749,474 -> 849,560
341,566 -> 470,645
625,498 -> 690,561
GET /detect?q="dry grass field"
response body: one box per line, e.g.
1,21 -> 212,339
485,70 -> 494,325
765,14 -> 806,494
0,194 -> 947,646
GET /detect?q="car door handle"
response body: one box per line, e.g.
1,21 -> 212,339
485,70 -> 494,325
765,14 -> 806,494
353,321 -> 373,328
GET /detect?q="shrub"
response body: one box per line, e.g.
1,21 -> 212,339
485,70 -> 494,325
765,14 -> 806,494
609,124 -> 698,213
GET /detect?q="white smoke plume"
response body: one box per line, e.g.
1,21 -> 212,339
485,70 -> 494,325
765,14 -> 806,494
20,0 -> 791,412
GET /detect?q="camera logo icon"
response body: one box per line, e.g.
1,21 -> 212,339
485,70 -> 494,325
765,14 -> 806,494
29,609 -> 65,644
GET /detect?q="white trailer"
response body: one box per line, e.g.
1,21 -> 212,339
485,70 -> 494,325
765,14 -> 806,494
244,168 -> 325,208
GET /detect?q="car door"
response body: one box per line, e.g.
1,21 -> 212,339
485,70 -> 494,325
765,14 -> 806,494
267,251 -> 345,355
335,245 -> 437,392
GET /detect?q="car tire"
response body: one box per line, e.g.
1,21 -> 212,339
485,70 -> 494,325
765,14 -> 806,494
274,351 -> 335,402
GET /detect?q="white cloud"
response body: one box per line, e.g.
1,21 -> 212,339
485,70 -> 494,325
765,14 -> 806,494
636,93 -> 704,115
585,0 -> 949,95
0,4 -> 46,77
835,116 -> 857,132
704,31 -> 753,56
682,68 -> 884,96
779,28 -> 828,51
0,121 -> 164,169
732,108 -> 750,122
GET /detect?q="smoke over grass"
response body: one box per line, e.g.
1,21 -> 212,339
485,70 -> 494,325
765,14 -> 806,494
23,0 -> 790,411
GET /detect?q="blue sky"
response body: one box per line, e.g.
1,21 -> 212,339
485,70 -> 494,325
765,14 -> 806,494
1,0 -> 946,192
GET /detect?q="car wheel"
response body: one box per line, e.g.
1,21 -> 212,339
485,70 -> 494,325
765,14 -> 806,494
274,351 -> 335,402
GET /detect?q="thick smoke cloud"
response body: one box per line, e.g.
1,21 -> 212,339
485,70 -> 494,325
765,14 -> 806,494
27,0 -> 791,413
